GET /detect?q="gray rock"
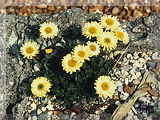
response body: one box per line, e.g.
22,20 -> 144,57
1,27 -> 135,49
1,9 -> 160,120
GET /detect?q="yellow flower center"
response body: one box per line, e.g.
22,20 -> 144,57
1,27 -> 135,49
89,45 -> 97,51
68,59 -> 77,67
88,26 -> 97,34
105,18 -> 114,26
45,27 -> 53,34
104,38 -> 111,44
78,50 -> 85,58
101,82 -> 109,91
38,84 -> 44,90
26,47 -> 34,54
116,32 -> 124,40
45,48 -> 53,54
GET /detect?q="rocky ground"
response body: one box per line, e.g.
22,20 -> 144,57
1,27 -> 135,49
0,8 -> 160,120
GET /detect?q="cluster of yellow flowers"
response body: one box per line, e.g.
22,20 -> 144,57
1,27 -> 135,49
20,22 -> 58,59
20,22 -> 58,97
82,15 -> 129,51
62,42 -> 100,74
19,18 -> 126,99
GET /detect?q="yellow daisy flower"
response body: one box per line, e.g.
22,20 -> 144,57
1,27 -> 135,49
62,54 -> 83,74
97,32 -> 117,51
40,22 -> 58,39
87,41 -> 100,57
20,41 -> 39,59
73,45 -> 90,62
82,22 -> 103,39
101,15 -> 120,30
31,77 -> 52,97
94,76 -> 116,98
114,28 -> 129,44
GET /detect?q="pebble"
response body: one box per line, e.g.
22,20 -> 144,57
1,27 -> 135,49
139,97 -> 148,102
147,62 -> 156,69
133,79 -> 140,85
30,102 -> 37,110
112,7 -> 120,15
9,81 -> 14,86
124,79 -> 129,85
19,60 -> 24,65
152,52 -> 159,60
41,107 -> 47,112
48,111 -> 53,116
115,101 -> 120,105
28,116 -> 32,120
134,55 -> 139,60
117,81 -> 123,86
34,64 -> 40,71
127,54 -> 132,59
138,58 -> 146,64
37,109 -> 42,115
32,116 -> 37,120
121,93 -> 129,100
135,72 -> 141,78
133,115 -> 139,120
46,104 -> 53,110
117,86 -> 123,92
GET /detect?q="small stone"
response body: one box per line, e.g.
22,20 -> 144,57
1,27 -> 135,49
124,78 -> 129,85
129,2 -> 139,10
34,64 -> 40,71
117,81 -> 123,87
112,7 -> 121,15
130,59 -> 136,64
28,116 -> 32,120
46,104 -> 53,110
152,52 -> 159,60
37,109 -> 42,115
147,62 -> 156,69
117,86 -> 123,92
133,79 -> 140,85
144,55 -> 151,60
133,10 -> 143,18
139,97 -> 147,102
127,54 -> 133,59
134,55 -> 139,60
32,116 -> 37,120
123,84 -> 134,95
19,60 -> 24,65
132,73 -> 138,79
30,102 -> 37,110
148,88 -> 158,97
37,4 -> 47,9
135,72 -> 141,78
9,81 -> 14,86
26,101 -> 31,106
138,58 -> 146,64
115,101 -> 120,105
41,107 -> 47,112
121,93 -> 129,100
29,96 -> 33,101
135,103 -> 139,108
133,115 -> 139,120
48,111 -> 53,116
53,110 -> 61,115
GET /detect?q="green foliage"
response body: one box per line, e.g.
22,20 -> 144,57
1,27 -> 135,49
34,24 -> 115,107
